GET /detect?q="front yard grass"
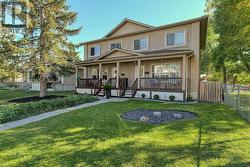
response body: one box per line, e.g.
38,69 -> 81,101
0,100 -> 249,166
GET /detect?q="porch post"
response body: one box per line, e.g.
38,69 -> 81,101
75,65 -> 78,87
116,62 -> 120,89
99,63 -> 102,80
182,56 -> 187,93
137,60 -> 141,89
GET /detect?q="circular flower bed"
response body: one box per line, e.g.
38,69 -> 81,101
121,109 -> 197,124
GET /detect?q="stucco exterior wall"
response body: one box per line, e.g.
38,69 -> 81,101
111,22 -> 150,37
190,22 -> 200,99
86,24 -> 193,60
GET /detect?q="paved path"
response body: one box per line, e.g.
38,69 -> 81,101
0,97 -> 128,131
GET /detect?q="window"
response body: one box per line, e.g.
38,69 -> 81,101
152,64 -> 180,78
110,42 -> 121,50
134,38 -> 148,51
166,30 -> 185,47
90,45 -> 101,56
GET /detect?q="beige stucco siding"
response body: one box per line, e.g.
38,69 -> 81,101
111,22 -> 150,37
86,24 -> 193,60
190,22 -> 200,99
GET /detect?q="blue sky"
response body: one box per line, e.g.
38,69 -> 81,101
69,0 -> 207,58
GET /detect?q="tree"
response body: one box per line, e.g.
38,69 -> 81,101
208,0 -> 250,84
200,20 -> 218,76
19,0 -> 81,97
0,28 -> 23,81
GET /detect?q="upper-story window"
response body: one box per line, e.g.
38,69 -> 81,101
110,42 -> 121,50
90,45 -> 101,56
166,30 -> 186,47
134,38 -> 148,51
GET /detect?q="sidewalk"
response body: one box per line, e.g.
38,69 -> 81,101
0,97 -> 128,131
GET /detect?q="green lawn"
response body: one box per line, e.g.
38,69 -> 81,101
226,90 -> 250,122
0,89 -> 75,105
0,100 -> 249,167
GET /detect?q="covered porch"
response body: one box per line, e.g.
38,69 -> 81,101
75,49 -> 193,101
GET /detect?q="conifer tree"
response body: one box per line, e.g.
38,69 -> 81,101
20,0 -> 81,97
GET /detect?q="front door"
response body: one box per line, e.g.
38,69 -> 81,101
102,68 -> 108,81
135,65 -> 145,79
112,67 -> 117,78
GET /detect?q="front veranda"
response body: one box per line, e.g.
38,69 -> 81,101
76,53 -> 193,101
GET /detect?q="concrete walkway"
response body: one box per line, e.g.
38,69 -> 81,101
0,97 -> 128,131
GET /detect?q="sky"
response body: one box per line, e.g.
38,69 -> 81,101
67,0 -> 207,59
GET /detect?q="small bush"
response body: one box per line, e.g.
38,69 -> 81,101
103,84 -> 112,90
0,95 -> 98,123
187,95 -> 193,101
153,94 -> 160,100
141,93 -> 146,98
169,95 -> 175,101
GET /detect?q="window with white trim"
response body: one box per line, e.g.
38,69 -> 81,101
90,45 -> 101,56
166,31 -> 185,47
152,64 -> 180,78
134,38 -> 148,51
110,42 -> 121,50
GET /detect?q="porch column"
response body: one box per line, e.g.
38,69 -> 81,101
98,63 -> 102,80
182,56 -> 187,92
116,62 -> 120,89
137,60 -> 141,89
75,65 -> 78,87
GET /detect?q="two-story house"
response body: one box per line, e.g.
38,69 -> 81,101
75,16 -> 208,101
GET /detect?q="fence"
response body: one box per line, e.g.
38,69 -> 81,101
224,84 -> 250,122
200,81 -> 224,102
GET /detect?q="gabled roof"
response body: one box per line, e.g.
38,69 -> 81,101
94,48 -> 145,61
103,18 -> 154,38
83,15 -> 208,49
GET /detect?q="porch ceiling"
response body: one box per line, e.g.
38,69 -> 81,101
76,49 -> 193,66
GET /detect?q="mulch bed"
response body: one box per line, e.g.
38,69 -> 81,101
121,109 -> 197,124
8,95 -> 65,103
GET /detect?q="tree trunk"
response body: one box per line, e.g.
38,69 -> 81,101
39,73 -> 47,97
223,65 -> 227,84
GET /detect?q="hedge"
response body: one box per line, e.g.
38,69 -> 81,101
0,95 -> 98,123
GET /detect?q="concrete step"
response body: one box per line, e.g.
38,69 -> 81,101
98,89 -> 105,96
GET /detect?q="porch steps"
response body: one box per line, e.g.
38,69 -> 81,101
97,89 -> 105,96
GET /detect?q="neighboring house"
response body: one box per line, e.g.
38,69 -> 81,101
27,70 -> 76,91
75,16 -> 208,101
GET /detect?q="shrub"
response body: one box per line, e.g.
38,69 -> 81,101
0,95 -> 98,123
141,93 -> 146,98
153,94 -> 159,100
103,84 -> 112,90
187,95 -> 193,101
169,95 -> 175,101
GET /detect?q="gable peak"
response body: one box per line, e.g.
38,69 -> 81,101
104,18 -> 154,38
